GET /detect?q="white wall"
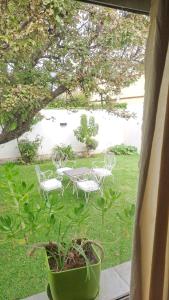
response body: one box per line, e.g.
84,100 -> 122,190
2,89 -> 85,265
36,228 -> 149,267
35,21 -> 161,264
0,108 -> 143,161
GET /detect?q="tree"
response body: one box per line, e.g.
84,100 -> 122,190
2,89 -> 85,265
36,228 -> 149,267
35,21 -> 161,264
74,114 -> 99,155
0,1 -> 149,144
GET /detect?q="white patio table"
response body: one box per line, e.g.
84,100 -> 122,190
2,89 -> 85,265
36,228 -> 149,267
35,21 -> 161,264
63,167 -> 93,178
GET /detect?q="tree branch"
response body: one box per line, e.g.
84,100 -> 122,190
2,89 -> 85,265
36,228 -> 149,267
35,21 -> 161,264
0,85 -> 67,144
41,55 -> 60,61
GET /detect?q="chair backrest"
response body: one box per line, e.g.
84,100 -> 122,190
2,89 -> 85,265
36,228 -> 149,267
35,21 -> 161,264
104,152 -> 116,171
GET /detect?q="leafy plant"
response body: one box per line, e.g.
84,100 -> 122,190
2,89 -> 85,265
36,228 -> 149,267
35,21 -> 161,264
0,163 -> 37,243
0,164 -> 102,273
94,189 -> 121,226
1,162 -> 131,291
109,144 -> 137,155
116,203 -> 135,224
18,138 -> 41,163
74,114 -> 99,155
116,203 -> 136,239
52,144 -> 75,160
86,137 -> 98,151
27,197 -> 105,277
0,162 -> 124,276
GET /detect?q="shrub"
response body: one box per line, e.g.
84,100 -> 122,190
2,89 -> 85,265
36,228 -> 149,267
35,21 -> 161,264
86,137 -> 98,151
18,138 -> 41,163
109,144 -> 137,155
52,144 -> 75,160
74,114 -> 99,155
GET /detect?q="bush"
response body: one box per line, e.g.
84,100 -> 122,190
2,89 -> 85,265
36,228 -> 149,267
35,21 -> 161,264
86,137 -> 98,151
74,114 -> 99,155
18,138 -> 41,163
109,144 -> 137,155
52,145 -> 75,160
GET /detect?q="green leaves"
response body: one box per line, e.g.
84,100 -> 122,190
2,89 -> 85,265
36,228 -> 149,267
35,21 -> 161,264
0,215 -> 13,232
74,114 -> 99,153
125,204 -> 135,218
18,139 -> 41,163
61,203 -> 89,241
68,202 -> 89,225
109,144 -> 137,155
95,189 -> 120,213
94,189 -> 121,226
96,197 -> 106,210
48,213 -> 56,225
116,203 -> 135,224
0,164 -> 41,243
0,215 -> 20,239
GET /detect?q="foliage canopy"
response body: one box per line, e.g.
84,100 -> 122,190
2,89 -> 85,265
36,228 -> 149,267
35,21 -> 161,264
0,0 -> 149,144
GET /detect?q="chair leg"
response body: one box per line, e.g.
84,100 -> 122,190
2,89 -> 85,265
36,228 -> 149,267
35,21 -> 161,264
46,192 -> 49,201
76,188 -> 79,198
85,192 -> 89,203
39,187 -> 45,200
101,177 -> 105,185
72,182 -> 78,198
43,191 -> 49,201
65,181 -> 71,190
73,183 -> 75,195
100,189 -> 103,197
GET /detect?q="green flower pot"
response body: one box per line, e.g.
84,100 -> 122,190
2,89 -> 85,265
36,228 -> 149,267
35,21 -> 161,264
47,253 -> 101,300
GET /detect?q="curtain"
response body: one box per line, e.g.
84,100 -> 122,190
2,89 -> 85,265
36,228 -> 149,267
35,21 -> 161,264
130,0 -> 169,300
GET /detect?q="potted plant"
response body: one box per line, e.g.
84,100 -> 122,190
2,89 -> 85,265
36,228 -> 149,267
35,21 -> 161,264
29,238 -> 103,300
29,201 -> 104,300
0,163 -> 120,300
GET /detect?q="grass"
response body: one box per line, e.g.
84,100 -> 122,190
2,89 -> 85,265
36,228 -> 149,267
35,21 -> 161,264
0,154 -> 139,300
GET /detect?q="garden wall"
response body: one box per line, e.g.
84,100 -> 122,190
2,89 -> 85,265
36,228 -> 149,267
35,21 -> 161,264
0,106 -> 143,162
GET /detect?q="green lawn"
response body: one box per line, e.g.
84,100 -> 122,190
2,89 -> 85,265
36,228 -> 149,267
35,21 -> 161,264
0,154 -> 139,300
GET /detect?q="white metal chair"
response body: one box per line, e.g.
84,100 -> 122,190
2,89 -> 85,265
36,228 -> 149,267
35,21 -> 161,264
52,151 -> 73,177
72,173 -> 102,202
92,152 -> 116,183
35,165 -> 63,199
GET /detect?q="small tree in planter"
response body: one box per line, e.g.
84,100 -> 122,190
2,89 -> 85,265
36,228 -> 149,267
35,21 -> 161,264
30,201 -> 104,300
74,114 -> 99,156
0,163 -> 119,300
